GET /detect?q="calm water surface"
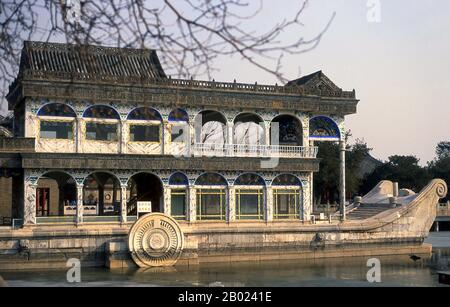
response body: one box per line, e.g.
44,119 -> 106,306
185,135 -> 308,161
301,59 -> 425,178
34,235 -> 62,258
1,232 -> 449,287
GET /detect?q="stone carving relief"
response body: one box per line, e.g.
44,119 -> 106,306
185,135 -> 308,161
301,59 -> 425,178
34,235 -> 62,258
128,213 -> 184,267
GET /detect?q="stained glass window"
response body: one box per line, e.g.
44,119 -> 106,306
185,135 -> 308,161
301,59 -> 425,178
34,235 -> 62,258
168,108 -> 189,122
169,172 -> 189,186
83,105 -> 120,119
127,107 -> 162,121
309,116 -> 340,139
195,173 -> 227,186
235,173 -> 265,186
272,174 -> 301,186
38,103 -> 76,117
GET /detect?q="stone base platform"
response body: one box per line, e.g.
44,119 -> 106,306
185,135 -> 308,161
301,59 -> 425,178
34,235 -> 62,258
106,242 -> 432,270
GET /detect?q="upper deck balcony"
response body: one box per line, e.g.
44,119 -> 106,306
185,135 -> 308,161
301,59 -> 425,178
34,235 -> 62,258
192,143 -> 318,159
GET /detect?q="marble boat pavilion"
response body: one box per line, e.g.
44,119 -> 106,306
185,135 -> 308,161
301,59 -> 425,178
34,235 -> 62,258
0,41 -> 358,228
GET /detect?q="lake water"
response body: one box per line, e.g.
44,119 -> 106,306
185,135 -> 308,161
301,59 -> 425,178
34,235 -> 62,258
1,232 -> 449,287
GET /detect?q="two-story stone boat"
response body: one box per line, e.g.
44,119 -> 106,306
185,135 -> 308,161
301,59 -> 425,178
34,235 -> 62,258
0,41 -> 446,269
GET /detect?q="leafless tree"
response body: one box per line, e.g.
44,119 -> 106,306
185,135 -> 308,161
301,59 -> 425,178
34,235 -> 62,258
0,0 -> 335,113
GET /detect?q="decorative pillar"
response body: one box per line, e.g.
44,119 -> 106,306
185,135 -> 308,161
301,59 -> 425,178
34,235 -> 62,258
163,185 -> 171,215
120,184 -> 128,223
339,140 -> 346,221
227,122 -> 234,145
162,119 -> 170,155
119,120 -> 126,154
77,118 -> 83,153
228,186 -> 236,222
188,186 -> 197,222
266,186 -> 273,222
76,184 -> 84,224
23,180 -> 37,225
264,120 -> 271,145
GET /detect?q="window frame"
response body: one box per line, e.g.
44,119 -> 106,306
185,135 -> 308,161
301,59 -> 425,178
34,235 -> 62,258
196,187 -> 226,221
170,188 -> 187,220
128,121 -> 161,143
38,117 -> 75,140
235,187 -> 264,220
84,119 -> 119,142
273,187 -> 302,220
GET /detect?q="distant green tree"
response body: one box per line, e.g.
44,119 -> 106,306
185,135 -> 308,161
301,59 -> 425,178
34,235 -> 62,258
361,155 -> 430,194
435,141 -> 450,160
313,134 -> 371,205
428,141 -> 450,201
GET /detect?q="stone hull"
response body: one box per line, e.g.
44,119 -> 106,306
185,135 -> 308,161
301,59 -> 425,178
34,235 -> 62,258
0,179 -> 446,270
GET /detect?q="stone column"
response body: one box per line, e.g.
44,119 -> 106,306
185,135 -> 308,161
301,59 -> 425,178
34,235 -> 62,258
76,184 -> 84,224
162,119 -> 170,155
23,181 -> 37,225
227,122 -> 234,144
339,140 -> 346,221
228,186 -> 236,222
77,118 -> 83,153
264,120 -> 271,145
188,186 -> 197,222
120,184 -> 128,223
266,186 -> 273,222
163,185 -> 171,216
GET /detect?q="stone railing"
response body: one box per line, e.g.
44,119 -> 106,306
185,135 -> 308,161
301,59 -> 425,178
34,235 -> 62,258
20,70 -> 356,99
0,137 -> 35,153
192,143 -> 318,159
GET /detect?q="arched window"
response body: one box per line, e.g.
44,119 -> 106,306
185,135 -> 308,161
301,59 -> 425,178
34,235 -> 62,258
83,105 -> 120,119
168,108 -> 189,122
127,107 -> 162,121
271,115 -> 303,146
195,110 -> 227,144
272,174 -> 302,220
169,172 -> 189,185
235,173 -> 265,220
233,113 -> 264,145
127,107 -> 162,142
83,105 -> 119,141
272,174 -> 302,186
195,173 -> 227,221
38,103 -> 76,140
169,108 -> 189,143
38,103 -> 76,117
169,172 -> 189,220
309,116 -> 340,140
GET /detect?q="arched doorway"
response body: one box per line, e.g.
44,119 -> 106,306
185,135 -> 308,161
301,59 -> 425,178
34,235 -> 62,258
36,171 -> 77,217
127,172 -> 163,215
83,172 -> 121,216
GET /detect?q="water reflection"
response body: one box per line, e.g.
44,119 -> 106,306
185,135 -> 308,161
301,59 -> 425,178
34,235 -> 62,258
0,248 -> 449,287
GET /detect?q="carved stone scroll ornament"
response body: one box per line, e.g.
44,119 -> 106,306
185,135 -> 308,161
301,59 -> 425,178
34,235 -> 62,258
128,213 -> 184,267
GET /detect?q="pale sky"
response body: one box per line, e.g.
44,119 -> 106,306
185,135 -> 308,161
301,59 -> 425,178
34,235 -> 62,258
212,0 -> 450,165
3,0 -> 449,164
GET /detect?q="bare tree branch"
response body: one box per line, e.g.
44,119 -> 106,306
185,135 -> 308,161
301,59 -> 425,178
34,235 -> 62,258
0,0 -> 335,114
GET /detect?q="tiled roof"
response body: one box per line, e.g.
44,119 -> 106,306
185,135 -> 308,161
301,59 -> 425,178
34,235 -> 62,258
18,41 -> 167,80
